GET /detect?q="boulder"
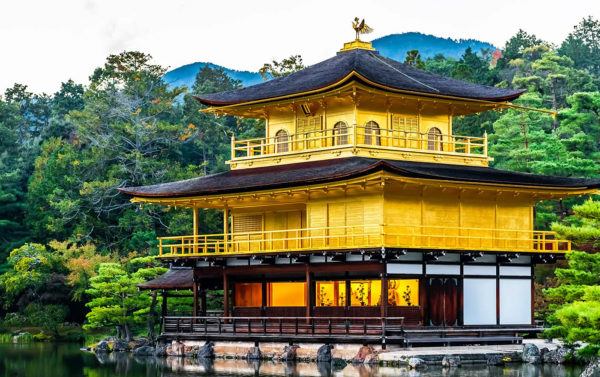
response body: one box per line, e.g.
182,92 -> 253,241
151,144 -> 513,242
95,340 -> 111,354
316,344 -> 332,362
112,338 -> 129,352
246,346 -> 262,360
442,355 -> 461,368
331,357 -> 347,370
133,346 -> 155,356
542,347 -> 571,364
197,342 -> 215,359
582,359 -> 600,377
167,340 -> 186,356
154,343 -> 168,357
364,353 -> 379,365
278,345 -> 298,362
522,343 -> 541,364
408,357 -> 427,370
486,354 -> 504,366
352,345 -> 375,363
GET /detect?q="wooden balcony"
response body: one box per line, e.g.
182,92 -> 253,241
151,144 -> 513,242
228,125 -> 489,168
157,224 -> 571,258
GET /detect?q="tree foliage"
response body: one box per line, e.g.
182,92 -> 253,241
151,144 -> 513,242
258,55 -> 304,80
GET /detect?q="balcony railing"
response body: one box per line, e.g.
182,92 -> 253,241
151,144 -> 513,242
231,125 -> 487,160
157,224 -> 570,258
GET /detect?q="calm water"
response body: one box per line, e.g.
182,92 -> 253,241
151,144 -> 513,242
0,342 -> 585,377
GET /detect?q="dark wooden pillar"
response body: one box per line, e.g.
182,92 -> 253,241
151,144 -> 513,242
346,279 -> 352,315
306,264 -> 313,323
381,273 -> 388,319
261,281 -> 267,317
223,270 -> 229,319
159,290 -> 167,334
193,279 -> 199,317
201,288 -> 207,315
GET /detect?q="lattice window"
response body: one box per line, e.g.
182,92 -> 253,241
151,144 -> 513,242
233,214 -> 263,233
391,114 -> 419,134
296,115 -> 322,134
333,121 -> 349,145
275,129 -> 289,153
364,121 -> 381,145
427,127 -> 443,151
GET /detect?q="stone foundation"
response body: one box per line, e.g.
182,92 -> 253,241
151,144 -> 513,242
165,340 -> 384,362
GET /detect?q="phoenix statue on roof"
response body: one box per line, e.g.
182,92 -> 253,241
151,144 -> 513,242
352,18 -> 373,41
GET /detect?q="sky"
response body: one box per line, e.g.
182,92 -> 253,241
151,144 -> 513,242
0,0 -> 599,94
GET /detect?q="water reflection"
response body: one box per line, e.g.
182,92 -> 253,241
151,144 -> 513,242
0,343 -> 586,377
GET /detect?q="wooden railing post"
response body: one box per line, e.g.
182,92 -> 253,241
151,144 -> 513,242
484,131 -> 488,156
231,135 -> 235,160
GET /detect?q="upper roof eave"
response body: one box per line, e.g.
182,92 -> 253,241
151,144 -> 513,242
194,49 -> 525,109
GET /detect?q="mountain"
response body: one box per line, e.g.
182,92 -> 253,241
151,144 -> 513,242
371,32 -> 497,61
163,62 -> 264,90
164,32 -> 497,90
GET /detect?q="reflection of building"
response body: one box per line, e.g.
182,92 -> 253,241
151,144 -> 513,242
124,37 -> 600,346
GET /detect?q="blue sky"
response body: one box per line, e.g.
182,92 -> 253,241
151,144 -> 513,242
1,0 -> 599,93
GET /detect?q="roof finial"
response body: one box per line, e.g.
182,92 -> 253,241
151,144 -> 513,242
352,18 -> 374,41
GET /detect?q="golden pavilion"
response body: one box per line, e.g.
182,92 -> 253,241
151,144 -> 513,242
122,33 -> 600,347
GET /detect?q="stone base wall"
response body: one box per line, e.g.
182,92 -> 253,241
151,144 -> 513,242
166,340 -> 384,362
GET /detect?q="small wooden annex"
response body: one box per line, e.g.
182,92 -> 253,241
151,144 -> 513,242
124,37 -> 600,347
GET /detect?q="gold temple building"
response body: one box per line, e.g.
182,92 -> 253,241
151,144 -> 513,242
123,35 -> 600,347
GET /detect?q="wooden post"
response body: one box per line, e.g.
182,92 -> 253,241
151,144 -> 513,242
160,290 -> 167,334
381,273 -> 388,319
223,207 -> 229,254
483,131 -> 488,156
223,271 -> 229,320
201,289 -> 207,315
193,279 -> 199,318
193,206 -> 198,255
306,264 -> 313,324
231,135 -> 235,160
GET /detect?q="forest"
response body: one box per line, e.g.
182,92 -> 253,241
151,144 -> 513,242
0,16 -> 600,351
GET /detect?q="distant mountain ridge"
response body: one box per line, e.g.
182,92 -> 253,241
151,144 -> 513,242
164,32 -> 498,89
372,32 -> 496,61
163,62 -> 264,92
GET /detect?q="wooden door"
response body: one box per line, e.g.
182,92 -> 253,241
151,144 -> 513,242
427,277 -> 458,326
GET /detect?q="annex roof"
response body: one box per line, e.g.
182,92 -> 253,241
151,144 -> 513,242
194,48 -> 524,107
120,157 -> 600,198
137,268 -> 193,290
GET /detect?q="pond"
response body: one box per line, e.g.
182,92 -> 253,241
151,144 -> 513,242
0,342 -> 585,377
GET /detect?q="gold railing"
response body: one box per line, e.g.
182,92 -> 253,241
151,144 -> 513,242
157,224 -> 570,257
230,125 -> 487,160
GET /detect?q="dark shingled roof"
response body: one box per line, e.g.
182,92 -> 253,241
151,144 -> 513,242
120,157 -> 600,198
195,48 -> 524,106
137,268 -> 192,290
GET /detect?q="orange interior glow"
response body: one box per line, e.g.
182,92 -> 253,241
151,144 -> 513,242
267,282 -> 306,306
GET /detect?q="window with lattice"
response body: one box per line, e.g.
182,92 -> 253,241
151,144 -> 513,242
233,214 -> 263,233
391,114 -> 419,134
296,115 -> 322,134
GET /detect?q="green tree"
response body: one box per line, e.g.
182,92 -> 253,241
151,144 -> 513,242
496,29 -> 544,71
404,50 -> 425,69
84,257 -> 166,341
560,16 -> 600,76
27,52 -> 199,255
259,55 -> 304,80
0,243 -> 65,310
545,202 -> 600,356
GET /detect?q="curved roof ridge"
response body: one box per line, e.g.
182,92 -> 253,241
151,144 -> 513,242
367,51 -> 441,93
195,49 -> 524,106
